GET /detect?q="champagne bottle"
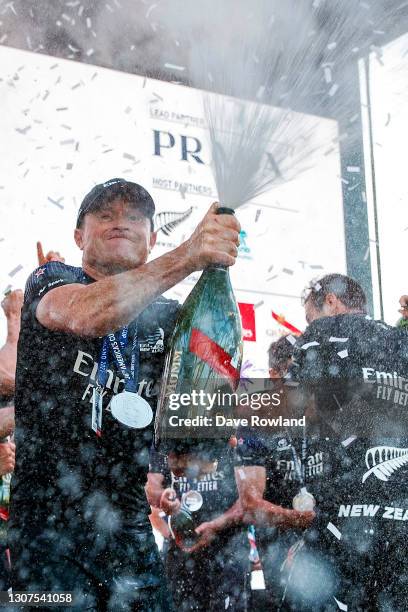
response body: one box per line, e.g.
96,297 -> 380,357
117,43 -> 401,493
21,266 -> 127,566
155,207 -> 243,453
170,506 -> 198,549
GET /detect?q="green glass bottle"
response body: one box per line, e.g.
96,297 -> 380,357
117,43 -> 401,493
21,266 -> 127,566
155,207 -> 243,453
169,506 -> 198,549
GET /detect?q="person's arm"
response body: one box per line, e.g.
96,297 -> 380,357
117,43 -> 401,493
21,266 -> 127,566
235,465 -> 314,529
0,290 -> 23,396
184,499 -> 244,553
36,203 -> 240,337
0,440 -> 15,475
149,506 -> 171,539
36,241 -> 65,265
145,472 -> 181,516
0,360 -> 15,397
0,405 -> 14,439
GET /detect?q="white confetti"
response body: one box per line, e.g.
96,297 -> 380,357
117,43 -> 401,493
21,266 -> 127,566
323,67 -> 332,83
341,436 -> 357,448
337,349 -> 348,359
327,522 -> 342,540
347,166 -> 360,173
47,196 -> 64,209
329,337 -> 349,343
123,152 -> 137,161
15,125 -> 31,135
286,335 -> 297,346
334,598 -> 348,611
328,83 -> 339,97
301,341 -> 320,350
8,264 -> 23,277
164,63 -> 185,72
145,3 -> 157,19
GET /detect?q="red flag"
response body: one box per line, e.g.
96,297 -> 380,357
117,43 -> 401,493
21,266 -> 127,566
271,311 -> 302,336
238,303 -> 256,342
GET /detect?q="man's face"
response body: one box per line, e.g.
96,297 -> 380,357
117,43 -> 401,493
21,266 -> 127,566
304,293 -> 349,325
167,453 -> 218,478
304,298 -> 323,325
74,197 -> 156,274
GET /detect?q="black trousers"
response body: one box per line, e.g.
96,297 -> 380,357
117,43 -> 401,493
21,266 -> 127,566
165,531 -> 250,612
9,526 -> 173,611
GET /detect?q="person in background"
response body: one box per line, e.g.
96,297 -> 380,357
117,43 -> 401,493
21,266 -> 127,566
0,290 -> 21,590
234,336 -> 319,609
0,243 -> 64,590
146,444 -> 250,611
396,294 -> 408,329
268,334 -> 295,379
0,290 -> 23,403
280,273 -> 408,611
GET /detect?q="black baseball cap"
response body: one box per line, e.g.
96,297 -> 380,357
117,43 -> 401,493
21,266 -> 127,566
76,178 -> 155,229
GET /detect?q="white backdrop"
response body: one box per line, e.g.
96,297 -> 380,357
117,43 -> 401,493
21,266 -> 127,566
0,46 -> 346,373
366,32 -> 408,325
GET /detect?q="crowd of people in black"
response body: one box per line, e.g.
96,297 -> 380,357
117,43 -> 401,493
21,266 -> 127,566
1,178 -> 407,611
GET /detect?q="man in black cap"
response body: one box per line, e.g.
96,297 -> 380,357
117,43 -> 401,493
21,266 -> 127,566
9,178 -> 240,611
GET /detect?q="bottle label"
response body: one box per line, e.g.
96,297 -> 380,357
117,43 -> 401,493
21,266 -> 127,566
189,328 -> 240,389
166,349 -> 183,397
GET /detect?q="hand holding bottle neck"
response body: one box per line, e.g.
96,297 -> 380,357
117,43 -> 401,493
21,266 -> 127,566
177,203 -> 239,273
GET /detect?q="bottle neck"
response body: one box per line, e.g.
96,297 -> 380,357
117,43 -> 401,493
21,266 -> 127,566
206,264 -> 228,272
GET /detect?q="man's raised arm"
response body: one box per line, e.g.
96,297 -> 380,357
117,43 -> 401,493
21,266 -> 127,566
36,203 -> 240,337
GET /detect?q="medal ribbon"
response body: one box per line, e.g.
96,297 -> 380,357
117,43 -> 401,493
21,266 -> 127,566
99,323 -> 140,393
93,323 -> 139,436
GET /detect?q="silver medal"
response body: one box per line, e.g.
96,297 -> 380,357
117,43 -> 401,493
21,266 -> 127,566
111,391 -> 153,429
181,490 -> 203,512
292,487 -> 316,512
